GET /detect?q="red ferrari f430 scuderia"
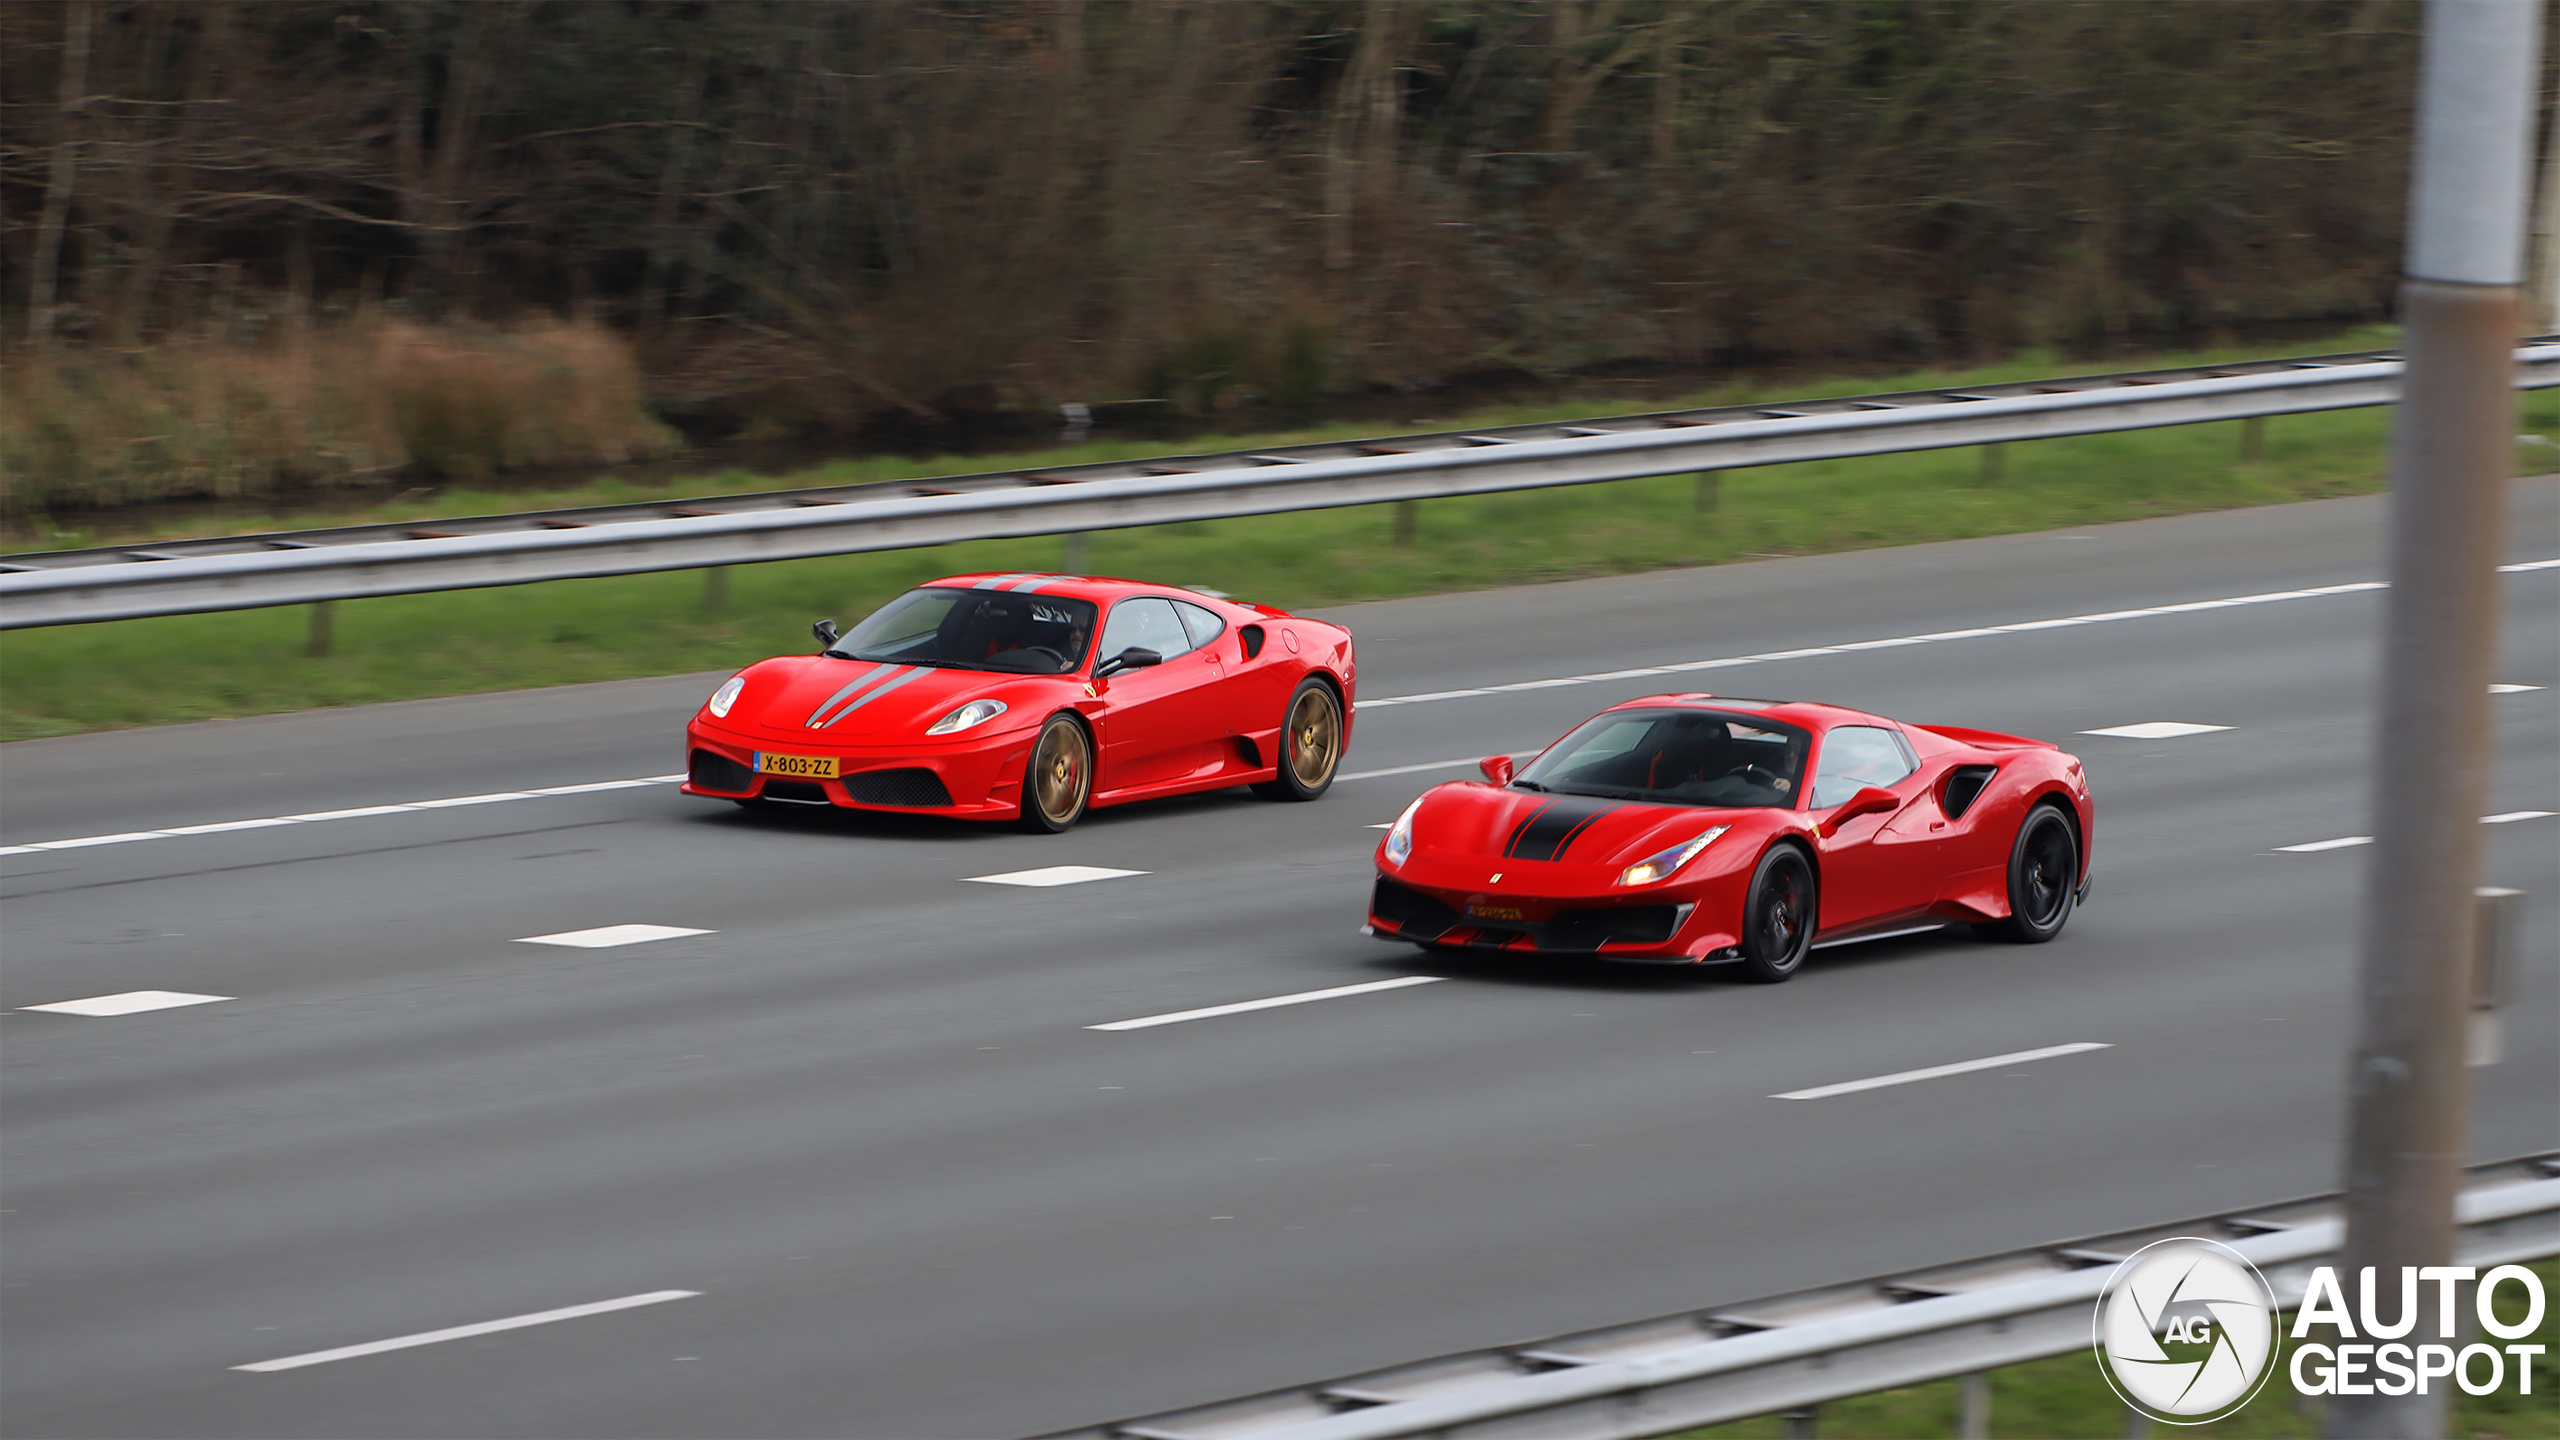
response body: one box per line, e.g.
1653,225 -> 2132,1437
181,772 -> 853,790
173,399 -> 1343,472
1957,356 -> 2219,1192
684,574 -> 1355,831
1369,695 -> 2092,981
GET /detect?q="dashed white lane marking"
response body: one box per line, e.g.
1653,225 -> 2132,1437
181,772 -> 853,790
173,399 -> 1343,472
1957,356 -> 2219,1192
2079,721 -> 2232,740
516,924 -> 713,949
20,990 -> 232,1017
963,865 -> 1148,888
2491,683 -> 2545,694
1089,976 -> 1443,1031
231,1290 -> 700,1373
1771,1042 -> 2113,1100
0,776 -> 684,858
2276,810 -> 2557,852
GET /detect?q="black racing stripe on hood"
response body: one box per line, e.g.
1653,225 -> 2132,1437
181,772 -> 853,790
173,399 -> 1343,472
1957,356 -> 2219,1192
1502,795 -> 1623,861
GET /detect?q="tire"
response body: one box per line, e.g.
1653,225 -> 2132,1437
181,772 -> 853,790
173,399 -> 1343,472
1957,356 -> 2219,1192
1977,803 -> 2078,943
1735,845 -> 1817,983
1251,677 -> 1344,801
1016,715 -> 1093,833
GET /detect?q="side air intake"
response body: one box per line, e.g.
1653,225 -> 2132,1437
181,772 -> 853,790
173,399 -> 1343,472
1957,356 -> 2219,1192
1942,764 -> 1998,819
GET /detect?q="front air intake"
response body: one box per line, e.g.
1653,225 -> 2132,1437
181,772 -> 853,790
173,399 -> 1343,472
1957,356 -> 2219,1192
844,767 -> 955,808
1371,877 -> 1461,939
689,749 -> 756,793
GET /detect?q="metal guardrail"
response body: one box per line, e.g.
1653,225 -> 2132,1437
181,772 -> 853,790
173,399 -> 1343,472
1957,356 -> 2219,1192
1040,1156 -> 2560,1440
8,343 -> 2560,629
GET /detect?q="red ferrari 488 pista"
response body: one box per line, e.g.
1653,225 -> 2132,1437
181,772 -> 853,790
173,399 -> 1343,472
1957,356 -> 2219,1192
684,574 -> 1355,831
1368,695 -> 2092,981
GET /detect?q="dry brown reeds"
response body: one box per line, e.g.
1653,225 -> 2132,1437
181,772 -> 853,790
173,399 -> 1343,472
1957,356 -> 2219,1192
0,319 -> 677,515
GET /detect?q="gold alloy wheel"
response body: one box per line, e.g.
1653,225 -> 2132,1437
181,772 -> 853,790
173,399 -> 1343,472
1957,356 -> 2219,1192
1286,686 -> 1342,789
1032,720 -> 1090,825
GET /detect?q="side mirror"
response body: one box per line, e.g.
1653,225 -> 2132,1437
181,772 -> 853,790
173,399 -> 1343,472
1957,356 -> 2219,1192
1816,785 -> 1902,839
1479,755 -> 1515,786
812,618 -> 840,650
1094,646 -> 1162,680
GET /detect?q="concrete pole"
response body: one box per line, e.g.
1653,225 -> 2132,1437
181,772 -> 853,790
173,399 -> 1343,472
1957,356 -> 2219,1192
2329,3 -> 2540,1437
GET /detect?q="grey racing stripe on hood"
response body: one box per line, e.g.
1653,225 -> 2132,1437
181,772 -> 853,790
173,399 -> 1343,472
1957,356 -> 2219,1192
817,664 -> 933,726
805,664 -> 900,728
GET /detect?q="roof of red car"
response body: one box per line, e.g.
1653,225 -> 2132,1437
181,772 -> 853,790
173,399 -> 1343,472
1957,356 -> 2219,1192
928,572 -> 1227,605
1603,692 -> 1888,731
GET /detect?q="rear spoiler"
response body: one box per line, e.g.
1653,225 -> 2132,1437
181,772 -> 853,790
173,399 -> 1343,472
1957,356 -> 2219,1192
1914,724 -> 2057,751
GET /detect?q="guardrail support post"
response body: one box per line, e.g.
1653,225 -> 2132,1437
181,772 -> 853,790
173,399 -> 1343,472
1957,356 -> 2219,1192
2470,886 -> 2522,1066
1977,443 -> 2006,485
2241,415 -> 2267,461
1064,531 -> 1090,573
305,601 -> 334,658
2124,1403 -> 2154,1438
1392,499 -> 1418,546
702,566 -> 729,614
2332,3 -> 2537,1438
1695,472 -> 1721,512
1779,1405 -> 1819,1439
1958,1371 -> 1990,1439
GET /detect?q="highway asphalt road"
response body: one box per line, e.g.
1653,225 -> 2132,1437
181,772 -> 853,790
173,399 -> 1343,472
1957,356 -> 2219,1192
4,484 -> 2556,1439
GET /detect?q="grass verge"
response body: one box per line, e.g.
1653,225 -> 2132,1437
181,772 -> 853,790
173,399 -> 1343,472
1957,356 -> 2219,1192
8,329 -> 2556,741
1676,1256 -> 2559,1440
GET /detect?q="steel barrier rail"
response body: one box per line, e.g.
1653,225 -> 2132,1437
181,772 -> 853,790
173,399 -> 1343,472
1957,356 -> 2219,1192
7,345 -> 2560,629
1038,1156 -> 2560,1440
3,337 -> 2488,577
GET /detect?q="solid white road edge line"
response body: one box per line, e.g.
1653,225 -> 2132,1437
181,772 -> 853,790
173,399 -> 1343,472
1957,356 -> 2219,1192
2278,810 -> 2559,851
231,1291 -> 700,1373
1771,1042 -> 2114,1100
0,775 -> 689,857
1089,975 -> 1444,1031
13,557 -> 2557,855
1353,557 -> 2557,710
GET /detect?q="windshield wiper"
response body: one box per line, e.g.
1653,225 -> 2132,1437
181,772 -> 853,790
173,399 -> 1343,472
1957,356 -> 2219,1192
1510,780 -> 1549,792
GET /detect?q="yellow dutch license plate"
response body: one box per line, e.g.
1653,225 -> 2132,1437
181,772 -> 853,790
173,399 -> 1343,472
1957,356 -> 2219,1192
1466,905 -> 1524,921
755,752 -> 840,780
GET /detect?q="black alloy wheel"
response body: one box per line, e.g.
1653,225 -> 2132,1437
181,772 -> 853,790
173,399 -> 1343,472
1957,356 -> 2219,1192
1017,715 -> 1093,833
1980,803 -> 2078,943
1735,845 -> 1817,983
1252,678 -> 1343,801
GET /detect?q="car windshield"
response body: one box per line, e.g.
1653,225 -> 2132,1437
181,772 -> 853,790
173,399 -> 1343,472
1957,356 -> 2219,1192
827,587 -> 1098,674
1513,708 -> 1809,808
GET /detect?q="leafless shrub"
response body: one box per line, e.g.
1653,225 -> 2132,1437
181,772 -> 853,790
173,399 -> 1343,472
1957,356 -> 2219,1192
0,319 -> 675,512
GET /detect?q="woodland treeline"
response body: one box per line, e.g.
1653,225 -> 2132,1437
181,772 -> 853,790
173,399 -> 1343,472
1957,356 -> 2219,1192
3,0 -> 2424,435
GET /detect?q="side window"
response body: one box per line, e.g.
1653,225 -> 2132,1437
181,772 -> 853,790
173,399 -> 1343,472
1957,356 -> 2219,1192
1811,726 -> 1916,808
1097,597 -> 1194,663
1173,600 -> 1227,651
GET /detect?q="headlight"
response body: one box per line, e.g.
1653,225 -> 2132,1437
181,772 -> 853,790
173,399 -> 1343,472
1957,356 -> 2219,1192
926,698 -> 1008,735
707,675 -> 745,718
1616,826 -> 1730,887
1382,796 -> 1424,866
